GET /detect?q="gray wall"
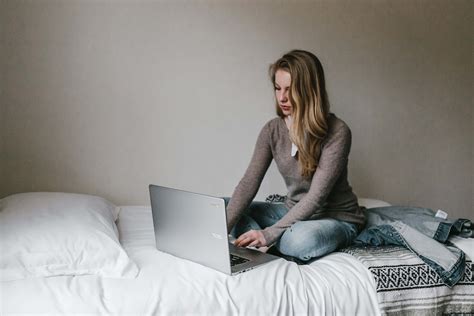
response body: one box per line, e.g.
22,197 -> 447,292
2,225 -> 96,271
1,0 -> 472,219
1,1 -> 5,195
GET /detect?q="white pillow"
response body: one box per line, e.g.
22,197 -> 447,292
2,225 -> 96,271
358,198 -> 391,209
0,192 -> 139,281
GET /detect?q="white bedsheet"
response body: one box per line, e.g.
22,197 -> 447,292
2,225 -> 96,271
1,206 -> 380,315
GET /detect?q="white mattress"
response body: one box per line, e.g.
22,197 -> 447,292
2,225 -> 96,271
2,206 -> 380,315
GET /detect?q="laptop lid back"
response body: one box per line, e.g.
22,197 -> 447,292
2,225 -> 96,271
149,184 -> 231,274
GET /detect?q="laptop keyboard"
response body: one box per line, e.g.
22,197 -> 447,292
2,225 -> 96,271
230,254 -> 250,266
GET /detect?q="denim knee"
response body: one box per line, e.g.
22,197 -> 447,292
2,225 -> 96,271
276,222 -> 326,261
276,219 -> 357,261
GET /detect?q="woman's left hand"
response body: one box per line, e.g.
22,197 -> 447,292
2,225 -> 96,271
234,230 -> 267,248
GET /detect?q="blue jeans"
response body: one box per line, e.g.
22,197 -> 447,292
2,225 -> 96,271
223,198 -> 358,262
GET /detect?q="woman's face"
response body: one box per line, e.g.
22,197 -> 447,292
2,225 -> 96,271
274,69 -> 292,117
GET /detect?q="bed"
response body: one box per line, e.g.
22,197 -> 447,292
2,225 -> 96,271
1,193 -> 473,315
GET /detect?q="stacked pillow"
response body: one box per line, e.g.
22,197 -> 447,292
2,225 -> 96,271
0,192 -> 139,281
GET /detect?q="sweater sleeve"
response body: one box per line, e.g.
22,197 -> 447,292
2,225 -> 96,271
261,124 -> 352,245
226,122 -> 273,233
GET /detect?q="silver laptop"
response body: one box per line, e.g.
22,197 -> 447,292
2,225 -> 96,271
149,184 -> 279,275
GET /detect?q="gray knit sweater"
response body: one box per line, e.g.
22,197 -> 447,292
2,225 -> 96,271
226,113 -> 366,245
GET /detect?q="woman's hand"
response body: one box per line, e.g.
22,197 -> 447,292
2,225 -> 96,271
234,230 -> 267,248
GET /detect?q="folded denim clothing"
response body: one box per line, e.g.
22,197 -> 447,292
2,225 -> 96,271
355,206 -> 472,287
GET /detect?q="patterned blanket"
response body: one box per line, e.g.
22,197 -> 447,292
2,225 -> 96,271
341,245 -> 474,315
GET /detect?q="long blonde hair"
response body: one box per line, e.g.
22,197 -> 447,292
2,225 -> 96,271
269,50 -> 330,177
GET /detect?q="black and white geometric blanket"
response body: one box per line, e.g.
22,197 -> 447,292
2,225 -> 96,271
341,245 -> 474,316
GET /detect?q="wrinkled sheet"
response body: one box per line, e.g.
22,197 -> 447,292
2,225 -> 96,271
1,206 -> 380,315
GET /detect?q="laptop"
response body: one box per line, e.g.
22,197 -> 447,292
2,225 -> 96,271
149,184 -> 279,275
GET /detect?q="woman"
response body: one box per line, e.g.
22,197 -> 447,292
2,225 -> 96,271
225,49 -> 366,263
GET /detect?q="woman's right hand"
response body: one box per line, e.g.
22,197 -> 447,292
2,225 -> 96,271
234,229 -> 268,248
